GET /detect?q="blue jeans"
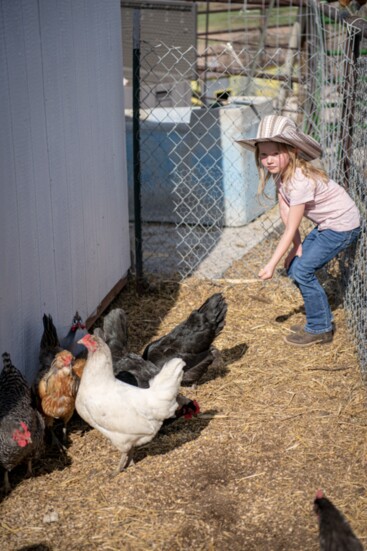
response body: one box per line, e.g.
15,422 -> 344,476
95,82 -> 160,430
287,226 -> 360,334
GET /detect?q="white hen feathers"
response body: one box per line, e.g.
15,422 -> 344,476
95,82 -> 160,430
75,334 -> 185,471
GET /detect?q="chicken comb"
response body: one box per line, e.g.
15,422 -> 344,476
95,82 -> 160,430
315,489 -> 324,499
71,311 -> 86,331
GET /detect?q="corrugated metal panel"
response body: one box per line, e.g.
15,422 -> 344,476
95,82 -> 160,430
121,0 -> 196,82
0,0 -> 130,381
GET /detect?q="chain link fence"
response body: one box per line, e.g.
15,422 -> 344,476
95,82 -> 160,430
125,0 -> 366,373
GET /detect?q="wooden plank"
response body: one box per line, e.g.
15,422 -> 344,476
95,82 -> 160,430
86,274 -> 129,329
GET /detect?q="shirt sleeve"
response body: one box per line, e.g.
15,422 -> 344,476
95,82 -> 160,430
288,173 -> 315,206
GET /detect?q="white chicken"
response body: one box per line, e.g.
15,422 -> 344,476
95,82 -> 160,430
75,334 -> 185,473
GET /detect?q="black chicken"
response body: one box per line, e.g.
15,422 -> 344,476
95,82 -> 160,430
95,309 -> 200,422
98,307 -> 128,361
94,308 -> 157,387
142,292 -> 227,385
314,490 -> 364,551
38,314 -> 63,381
60,311 -> 87,358
0,353 -> 45,493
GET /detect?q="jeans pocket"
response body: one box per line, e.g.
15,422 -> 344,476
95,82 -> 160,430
327,227 -> 360,250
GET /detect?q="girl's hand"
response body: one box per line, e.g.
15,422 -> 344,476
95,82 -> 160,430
258,264 -> 275,280
284,243 -> 302,269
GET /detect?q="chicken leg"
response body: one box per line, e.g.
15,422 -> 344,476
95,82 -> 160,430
116,448 -> 135,474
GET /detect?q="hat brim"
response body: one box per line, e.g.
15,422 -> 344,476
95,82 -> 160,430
236,133 -> 322,161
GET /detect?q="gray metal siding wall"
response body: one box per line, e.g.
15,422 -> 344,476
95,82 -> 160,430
0,0 -> 130,381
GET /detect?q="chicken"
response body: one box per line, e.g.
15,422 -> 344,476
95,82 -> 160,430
71,357 -> 86,379
0,353 -> 45,493
38,314 -> 63,380
95,309 -> 162,385
35,314 -> 87,446
75,334 -> 185,472
38,313 -> 86,380
98,307 -> 128,361
37,350 -> 80,444
60,311 -> 87,359
161,397 -> 200,427
314,490 -> 364,551
142,292 -> 227,385
96,309 -> 200,423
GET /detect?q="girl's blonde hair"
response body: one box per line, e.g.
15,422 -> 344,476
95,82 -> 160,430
255,142 -> 328,196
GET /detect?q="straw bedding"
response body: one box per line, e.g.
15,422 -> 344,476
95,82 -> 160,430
1,265 -> 366,550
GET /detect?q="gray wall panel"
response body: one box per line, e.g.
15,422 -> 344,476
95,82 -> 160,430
0,0 -> 130,380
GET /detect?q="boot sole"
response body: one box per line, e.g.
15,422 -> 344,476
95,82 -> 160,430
289,323 -> 336,335
283,335 -> 333,347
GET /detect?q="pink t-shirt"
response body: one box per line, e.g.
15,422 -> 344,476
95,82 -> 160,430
278,168 -> 360,231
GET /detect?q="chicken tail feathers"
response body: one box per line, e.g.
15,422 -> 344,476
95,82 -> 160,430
1,352 -> 28,390
149,357 -> 185,391
1,352 -> 32,409
146,357 -> 185,420
102,308 -> 129,359
181,353 -> 214,385
40,314 -> 60,350
199,292 -> 228,338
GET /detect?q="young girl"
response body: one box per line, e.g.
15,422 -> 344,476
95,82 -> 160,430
237,115 -> 360,347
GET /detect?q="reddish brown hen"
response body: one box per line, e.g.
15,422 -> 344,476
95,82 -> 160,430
71,357 -> 86,379
38,350 -> 80,445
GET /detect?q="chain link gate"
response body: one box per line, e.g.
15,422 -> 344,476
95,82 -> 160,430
124,0 -> 366,373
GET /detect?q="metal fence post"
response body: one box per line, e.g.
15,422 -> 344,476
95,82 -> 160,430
132,8 -> 144,291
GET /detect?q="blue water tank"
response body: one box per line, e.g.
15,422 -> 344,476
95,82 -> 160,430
126,97 -> 275,227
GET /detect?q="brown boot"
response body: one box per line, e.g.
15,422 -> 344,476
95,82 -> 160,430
289,322 -> 336,334
284,329 -> 333,347
289,324 -> 305,333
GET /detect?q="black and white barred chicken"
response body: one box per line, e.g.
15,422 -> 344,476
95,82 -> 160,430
0,353 -> 45,493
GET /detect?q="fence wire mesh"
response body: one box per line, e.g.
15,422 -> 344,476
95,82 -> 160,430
341,54 -> 367,377
125,0 -> 366,373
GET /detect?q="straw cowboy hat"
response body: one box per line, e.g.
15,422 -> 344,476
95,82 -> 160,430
236,115 -> 322,161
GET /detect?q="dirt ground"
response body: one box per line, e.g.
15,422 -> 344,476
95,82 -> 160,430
1,271 -> 367,551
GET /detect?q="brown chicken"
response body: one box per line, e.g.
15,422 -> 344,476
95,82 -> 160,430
71,357 -> 86,379
38,350 -> 80,445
